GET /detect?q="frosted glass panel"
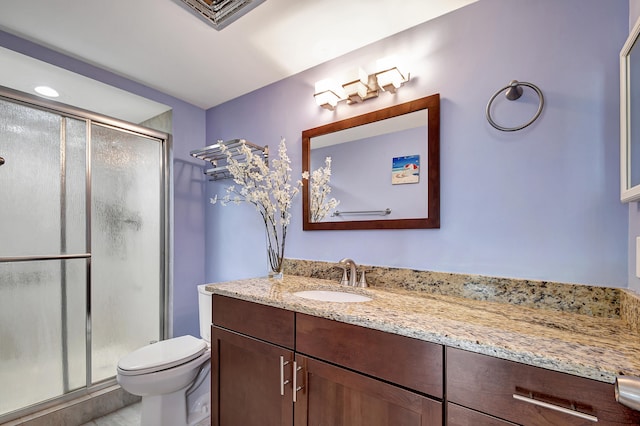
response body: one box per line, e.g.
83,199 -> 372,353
0,99 -> 87,256
0,259 -> 86,415
91,124 -> 162,383
65,118 -> 89,252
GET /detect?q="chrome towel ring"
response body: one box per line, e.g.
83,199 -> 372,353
486,80 -> 544,132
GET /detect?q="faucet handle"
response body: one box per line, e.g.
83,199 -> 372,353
358,269 -> 369,288
334,265 -> 349,286
341,268 -> 349,286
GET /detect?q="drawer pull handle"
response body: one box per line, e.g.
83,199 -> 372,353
279,356 -> 290,396
512,394 -> 598,422
293,361 -> 303,403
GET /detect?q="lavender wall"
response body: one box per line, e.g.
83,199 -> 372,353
0,30 -> 207,337
207,0 -> 629,287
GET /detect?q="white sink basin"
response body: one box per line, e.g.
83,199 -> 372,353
293,290 -> 372,303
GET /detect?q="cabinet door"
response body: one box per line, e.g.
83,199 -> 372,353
211,326 -> 294,426
293,354 -> 442,426
448,403 -> 517,426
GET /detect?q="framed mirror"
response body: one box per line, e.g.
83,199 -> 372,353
302,94 -> 440,230
621,16 -> 640,202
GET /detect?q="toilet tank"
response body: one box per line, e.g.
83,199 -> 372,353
197,284 -> 214,343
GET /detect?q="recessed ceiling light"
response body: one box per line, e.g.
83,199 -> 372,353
34,86 -> 59,98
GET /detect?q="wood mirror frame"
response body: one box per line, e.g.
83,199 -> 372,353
621,15 -> 640,202
302,94 -> 440,230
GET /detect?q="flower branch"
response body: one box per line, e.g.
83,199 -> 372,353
211,138 -> 330,276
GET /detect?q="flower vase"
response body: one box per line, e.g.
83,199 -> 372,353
267,252 -> 284,279
267,235 -> 284,280
268,268 -> 284,280
265,226 -> 285,280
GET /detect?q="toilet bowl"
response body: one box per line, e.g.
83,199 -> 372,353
116,284 -> 213,426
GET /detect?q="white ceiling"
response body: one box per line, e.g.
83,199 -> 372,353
0,0 -> 476,113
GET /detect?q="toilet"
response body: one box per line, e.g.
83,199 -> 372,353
116,284 -> 213,426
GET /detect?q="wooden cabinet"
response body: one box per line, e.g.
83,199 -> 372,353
211,296 -> 295,426
294,354 -> 441,426
446,347 -> 640,425
211,295 -> 640,426
211,326 -> 294,426
211,295 -> 442,426
295,314 -> 443,426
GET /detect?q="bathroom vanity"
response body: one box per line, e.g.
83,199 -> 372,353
206,275 -> 640,425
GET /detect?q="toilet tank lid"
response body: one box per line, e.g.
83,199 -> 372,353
118,335 -> 207,373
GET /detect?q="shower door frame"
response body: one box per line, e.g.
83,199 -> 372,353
0,85 -> 171,422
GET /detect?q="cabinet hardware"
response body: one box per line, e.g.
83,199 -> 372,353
293,361 -> 304,403
280,356 -> 290,396
512,394 -> 598,422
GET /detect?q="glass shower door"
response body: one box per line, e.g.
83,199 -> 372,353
0,99 -> 88,414
90,123 -> 163,383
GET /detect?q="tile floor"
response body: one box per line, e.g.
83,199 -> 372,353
79,403 -> 211,426
80,403 -> 140,426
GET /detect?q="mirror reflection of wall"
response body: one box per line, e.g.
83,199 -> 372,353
630,38 -> 640,188
310,122 -> 428,222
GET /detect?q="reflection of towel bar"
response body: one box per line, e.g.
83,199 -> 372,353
332,208 -> 391,217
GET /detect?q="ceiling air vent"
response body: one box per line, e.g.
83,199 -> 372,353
176,0 -> 266,30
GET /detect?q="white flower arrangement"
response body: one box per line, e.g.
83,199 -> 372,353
309,157 -> 340,223
210,138 -> 338,276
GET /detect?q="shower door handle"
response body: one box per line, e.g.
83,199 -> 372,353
0,156 -> 5,166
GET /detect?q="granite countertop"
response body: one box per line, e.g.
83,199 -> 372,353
205,275 -> 640,384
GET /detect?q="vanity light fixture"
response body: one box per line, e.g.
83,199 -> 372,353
314,59 -> 410,110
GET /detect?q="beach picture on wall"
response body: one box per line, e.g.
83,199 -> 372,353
392,155 -> 420,185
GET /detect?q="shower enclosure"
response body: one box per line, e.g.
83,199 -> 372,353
0,87 -> 169,422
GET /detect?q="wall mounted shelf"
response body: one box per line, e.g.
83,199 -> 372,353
190,139 -> 268,181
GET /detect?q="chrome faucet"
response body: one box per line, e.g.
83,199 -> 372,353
338,258 -> 357,286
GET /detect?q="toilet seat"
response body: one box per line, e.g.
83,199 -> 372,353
117,335 -> 207,376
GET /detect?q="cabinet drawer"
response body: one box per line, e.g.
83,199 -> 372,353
296,313 -> 443,398
213,295 -> 295,349
447,347 -> 640,425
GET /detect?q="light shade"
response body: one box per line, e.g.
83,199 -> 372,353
314,79 -> 346,110
342,67 -> 370,103
375,58 -> 409,93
